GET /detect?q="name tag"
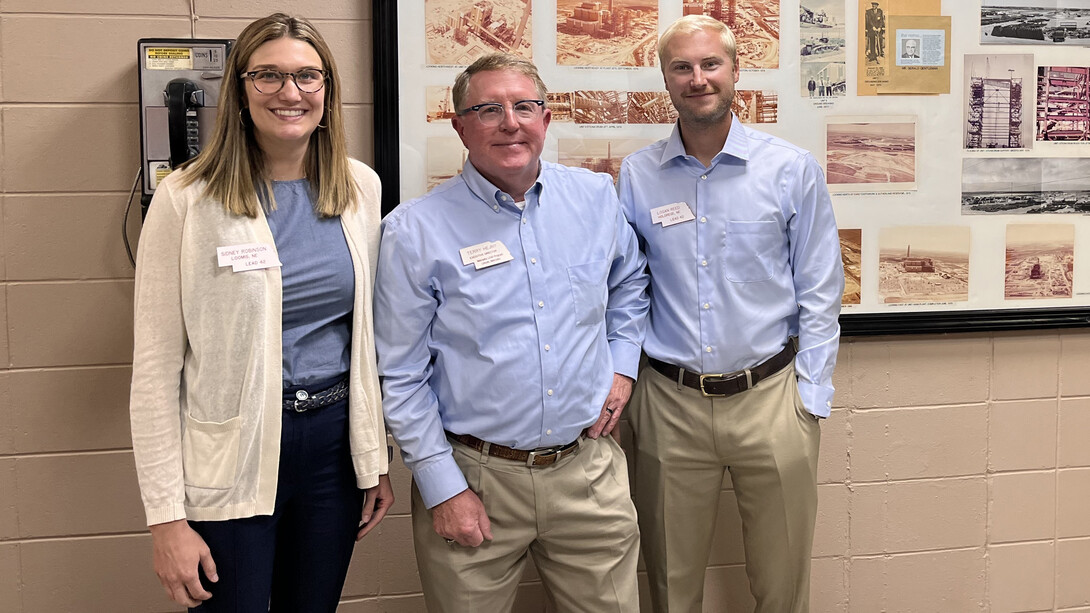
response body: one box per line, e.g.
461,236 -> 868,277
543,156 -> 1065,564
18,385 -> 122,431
216,243 -> 282,272
650,202 -> 696,227
459,240 -> 514,270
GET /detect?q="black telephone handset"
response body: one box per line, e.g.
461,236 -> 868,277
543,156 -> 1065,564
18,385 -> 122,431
165,78 -> 206,168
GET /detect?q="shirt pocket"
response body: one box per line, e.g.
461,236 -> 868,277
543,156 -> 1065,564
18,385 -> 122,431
722,220 -> 780,283
567,259 -> 609,327
182,414 -> 241,490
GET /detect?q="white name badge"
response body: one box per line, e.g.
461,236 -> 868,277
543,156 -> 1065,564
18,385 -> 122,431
459,240 -> 514,270
216,243 -> 282,272
650,202 -> 696,227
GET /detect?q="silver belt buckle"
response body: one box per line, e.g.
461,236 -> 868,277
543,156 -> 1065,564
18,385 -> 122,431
526,446 -> 561,467
293,389 -> 310,412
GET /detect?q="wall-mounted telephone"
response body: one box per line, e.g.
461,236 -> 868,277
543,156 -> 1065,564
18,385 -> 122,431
138,38 -> 233,218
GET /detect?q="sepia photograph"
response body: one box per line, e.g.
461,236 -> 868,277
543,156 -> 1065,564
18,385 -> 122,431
556,0 -> 658,67
426,86 -> 457,122
1005,224 -> 1074,299
964,53 -> 1034,149
981,0 -> 1090,46
733,89 -> 778,123
628,91 -> 678,124
425,0 -> 533,66
962,157 -> 1090,214
825,117 -> 916,192
1037,65 -> 1090,141
558,138 -> 652,184
878,226 -> 970,304
548,91 -> 575,122
426,137 -> 469,193
675,0 -> 779,69
573,90 -> 629,124
839,228 -> 862,305
800,0 -> 846,97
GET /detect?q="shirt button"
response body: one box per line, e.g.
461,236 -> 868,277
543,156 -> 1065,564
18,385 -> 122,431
500,195 -> 508,201
544,344 -> 551,351
522,218 -> 527,224
701,174 -> 708,180
700,216 -> 707,223
703,303 -> 710,309
701,260 -> 708,267
547,389 -> 554,396
538,300 -> 544,308
705,346 -> 713,353
531,257 -> 537,264
492,205 -> 499,211
546,429 -> 553,435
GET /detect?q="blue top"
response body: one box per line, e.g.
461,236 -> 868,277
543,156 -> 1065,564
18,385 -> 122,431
374,160 -> 649,508
619,119 -> 843,417
264,179 -> 353,386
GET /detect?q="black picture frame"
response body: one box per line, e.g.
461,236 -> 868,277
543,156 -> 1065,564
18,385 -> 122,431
369,4 -> 1090,337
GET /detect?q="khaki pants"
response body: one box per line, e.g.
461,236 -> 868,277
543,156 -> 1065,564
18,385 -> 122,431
630,362 -> 820,613
411,434 -> 640,612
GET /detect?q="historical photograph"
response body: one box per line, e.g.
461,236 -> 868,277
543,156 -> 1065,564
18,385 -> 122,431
964,54 -> 1034,149
981,0 -> 1090,45
1037,65 -> 1090,141
1005,224 -> 1074,299
425,0 -> 533,65
962,157 -> 1090,214
573,90 -> 629,124
675,0 -> 779,69
732,89 -> 778,123
825,118 -> 916,192
839,229 -> 862,305
548,91 -> 575,122
556,0 -> 658,67
426,86 -> 458,122
878,226 -> 970,304
628,91 -> 678,124
863,0 -> 887,65
800,0 -> 846,97
426,137 -> 468,193
558,138 -> 652,184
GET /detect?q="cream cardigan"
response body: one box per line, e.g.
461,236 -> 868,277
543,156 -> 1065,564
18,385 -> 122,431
129,159 -> 386,525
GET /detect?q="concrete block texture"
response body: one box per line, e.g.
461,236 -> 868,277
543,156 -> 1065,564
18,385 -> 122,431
990,398 -> 1058,472
993,332 -> 1061,400
1058,468 -> 1090,538
846,335 -> 990,409
989,471 -> 1056,543
1060,331 -> 1090,396
851,404 -> 987,482
1057,538 -> 1090,609
848,548 -> 986,613
1060,398 -> 1090,468
988,541 -> 1055,613
850,478 -> 987,555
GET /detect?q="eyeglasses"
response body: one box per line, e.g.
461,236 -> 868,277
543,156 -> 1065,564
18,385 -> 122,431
241,69 -> 328,94
458,99 -> 545,126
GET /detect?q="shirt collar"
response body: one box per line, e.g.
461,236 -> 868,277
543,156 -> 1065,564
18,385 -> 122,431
659,114 -> 752,168
461,159 -> 545,213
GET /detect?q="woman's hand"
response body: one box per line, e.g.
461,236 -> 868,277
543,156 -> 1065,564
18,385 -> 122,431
149,519 -> 217,607
357,473 -> 394,540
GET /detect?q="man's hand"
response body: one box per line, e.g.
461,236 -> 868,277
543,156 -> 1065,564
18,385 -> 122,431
432,488 -> 493,547
588,373 -> 633,440
357,473 -> 395,540
149,519 -> 217,607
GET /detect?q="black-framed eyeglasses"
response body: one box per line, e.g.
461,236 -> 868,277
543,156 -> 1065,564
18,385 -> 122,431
240,69 -> 328,94
457,99 -> 545,126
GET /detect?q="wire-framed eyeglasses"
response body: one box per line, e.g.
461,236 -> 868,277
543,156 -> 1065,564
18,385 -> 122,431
241,69 -> 328,94
458,99 -> 545,126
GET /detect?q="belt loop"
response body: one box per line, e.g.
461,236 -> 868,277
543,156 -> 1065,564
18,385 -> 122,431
676,366 -> 685,391
744,368 -> 753,390
480,441 -> 491,465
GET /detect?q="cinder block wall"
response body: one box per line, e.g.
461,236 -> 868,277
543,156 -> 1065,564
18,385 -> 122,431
1,2 -> 1089,612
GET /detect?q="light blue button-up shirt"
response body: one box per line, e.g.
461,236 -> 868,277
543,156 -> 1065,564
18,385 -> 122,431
375,160 -> 649,508
619,119 -> 843,417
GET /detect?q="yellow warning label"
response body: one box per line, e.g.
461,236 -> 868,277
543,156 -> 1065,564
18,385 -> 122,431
150,162 -> 173,189
146,47 -> 193,70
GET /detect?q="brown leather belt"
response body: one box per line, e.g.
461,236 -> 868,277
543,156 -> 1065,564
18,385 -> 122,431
446,432 -> 581,467
649,339 -> 797,398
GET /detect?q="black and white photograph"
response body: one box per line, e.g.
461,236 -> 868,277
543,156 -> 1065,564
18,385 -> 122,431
981,0 -> 1090,45
800,0 -> 846,97
963,53 -> 1034,149
962,157 -> 1090,214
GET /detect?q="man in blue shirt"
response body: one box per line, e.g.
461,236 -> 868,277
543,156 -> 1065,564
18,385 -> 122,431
375,53 -> 648,612
619,16 -> 843,613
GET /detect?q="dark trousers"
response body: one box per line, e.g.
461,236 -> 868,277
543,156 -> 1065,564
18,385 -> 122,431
190,378 -> 364,613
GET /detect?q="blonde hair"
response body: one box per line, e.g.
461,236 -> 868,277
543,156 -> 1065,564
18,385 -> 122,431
179,13 -> 358,218
452,53 -> 548,112
657,15 -> 738,70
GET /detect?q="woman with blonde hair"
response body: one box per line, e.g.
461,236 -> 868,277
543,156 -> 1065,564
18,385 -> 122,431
129,13 -> 391,611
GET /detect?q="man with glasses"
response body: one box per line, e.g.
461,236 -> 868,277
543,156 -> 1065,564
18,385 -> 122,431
374,53 -> 647,612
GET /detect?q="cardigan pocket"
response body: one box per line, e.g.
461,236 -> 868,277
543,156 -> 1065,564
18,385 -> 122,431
182,414 -> 241,489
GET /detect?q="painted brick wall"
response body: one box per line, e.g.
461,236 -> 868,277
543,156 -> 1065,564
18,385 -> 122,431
1,2 -> 1089,611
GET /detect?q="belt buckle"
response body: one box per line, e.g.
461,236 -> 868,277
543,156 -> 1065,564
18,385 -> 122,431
293,389 -> 310,412
526,446 -> 562,467
698,370 -> 751,397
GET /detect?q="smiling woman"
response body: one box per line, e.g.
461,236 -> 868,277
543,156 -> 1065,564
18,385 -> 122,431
128,13 -> 392,613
